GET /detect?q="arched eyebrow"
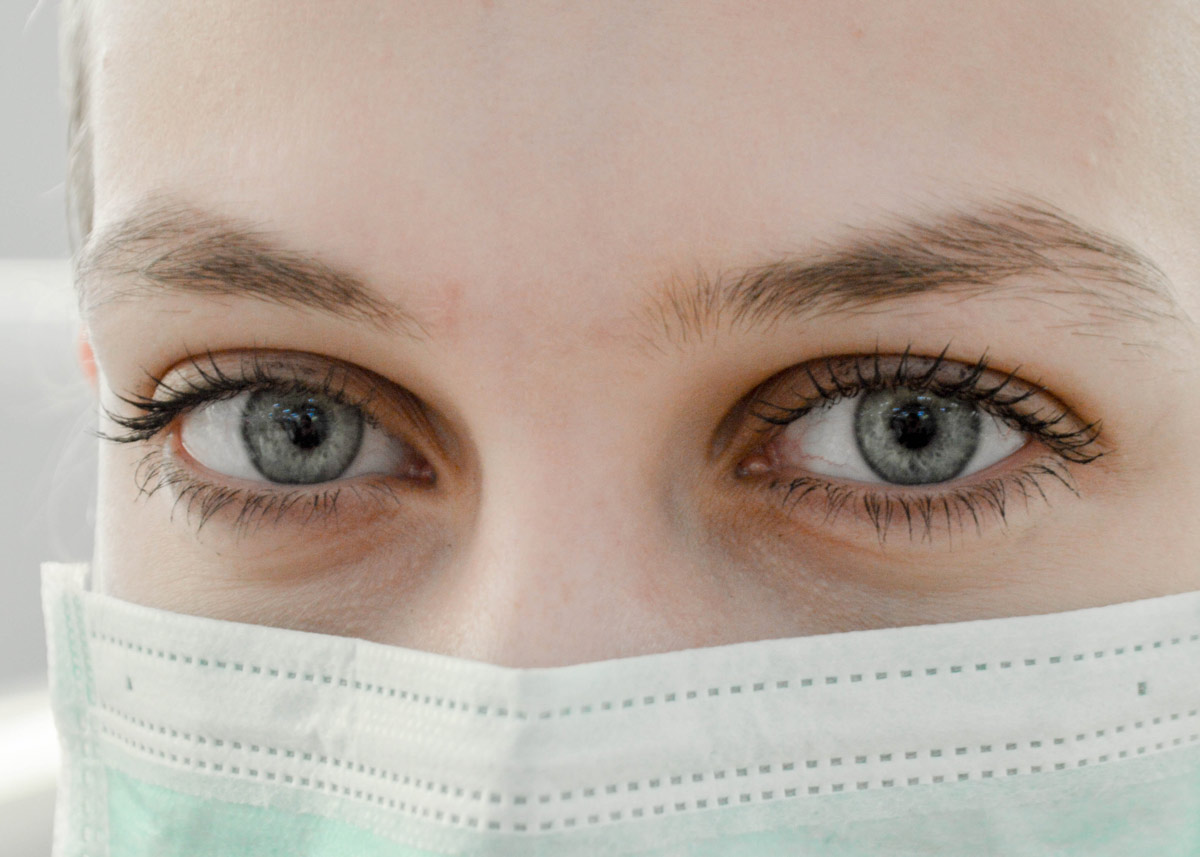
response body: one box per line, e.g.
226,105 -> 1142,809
644,198 -> 1190,348
78,194 -> 1188,351
75,195 -> 423,336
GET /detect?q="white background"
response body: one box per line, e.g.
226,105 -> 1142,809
4,2 -> 93,853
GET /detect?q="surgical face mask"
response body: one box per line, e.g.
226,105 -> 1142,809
43,562 -> 1200,857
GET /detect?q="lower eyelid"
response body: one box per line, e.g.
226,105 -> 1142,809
134,444 -> 410,534
753,449 -> 1080,545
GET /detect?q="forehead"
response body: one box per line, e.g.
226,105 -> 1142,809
87,1 -> 1188,329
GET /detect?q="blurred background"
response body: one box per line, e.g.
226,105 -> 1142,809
2,2 -> 95,854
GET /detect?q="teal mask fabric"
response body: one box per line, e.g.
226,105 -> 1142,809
43,563 -> 1200,855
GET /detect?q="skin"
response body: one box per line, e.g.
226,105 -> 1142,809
82,0 -> 1200,667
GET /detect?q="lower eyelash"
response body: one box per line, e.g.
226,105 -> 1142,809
770,456 -> 1077,544
133,447 -> 404,535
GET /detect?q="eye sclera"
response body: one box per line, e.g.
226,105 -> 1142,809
757,389 -> 1030,488
726,348 -> 1105,541
177,388 -> 433,487
107,350 -> 443,487
737,348 -> 1105,467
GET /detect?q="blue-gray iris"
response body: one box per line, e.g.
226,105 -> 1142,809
854,387 -> 980,485
241,391 -> 364,484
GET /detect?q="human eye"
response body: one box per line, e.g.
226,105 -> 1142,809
731,346 -> 1106,543
101,351 -> 436,530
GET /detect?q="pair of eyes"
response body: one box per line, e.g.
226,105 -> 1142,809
164,350 -> 1055,494
180,384 -> 1026,489
107,346 -> 1103,543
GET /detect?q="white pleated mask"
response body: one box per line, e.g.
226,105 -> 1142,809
43,562 -> 1200,856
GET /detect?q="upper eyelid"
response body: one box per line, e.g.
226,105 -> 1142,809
110,348 -> 1105,470
744,350 -> 1106,463
755,351 -> 1049,420
102,351 -> 431,448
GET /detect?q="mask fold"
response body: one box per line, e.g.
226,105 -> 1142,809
42,562 -> 1200,856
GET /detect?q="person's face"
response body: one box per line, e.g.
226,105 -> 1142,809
82,1 -> 1200,667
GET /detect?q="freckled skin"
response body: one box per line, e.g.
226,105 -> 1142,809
85,1 -> 1200,666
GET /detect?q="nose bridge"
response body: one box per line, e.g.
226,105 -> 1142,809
470,444 -> 665,663
435,391 -> 694,667
408,293 -> 717,666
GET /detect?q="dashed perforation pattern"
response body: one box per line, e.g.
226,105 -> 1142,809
87,629 -> 1200,723
95,696 -> 1200,833
44,561 -> 1200,840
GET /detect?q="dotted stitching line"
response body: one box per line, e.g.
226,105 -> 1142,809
97,699 -> 1200,816
90,631 -> 1200,722
96,716 -> 1200,834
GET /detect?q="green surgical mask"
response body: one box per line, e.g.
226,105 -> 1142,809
43,562 -> 1200,856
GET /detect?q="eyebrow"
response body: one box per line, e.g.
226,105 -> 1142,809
79,194 -> 1186,350
644,197 -> 1189,348
76,195 -> 422,335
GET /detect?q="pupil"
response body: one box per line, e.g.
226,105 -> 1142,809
854,387 -> 981,485
277,401 -> 327,451
889,400 -> 938,450
242,390 -> 365,484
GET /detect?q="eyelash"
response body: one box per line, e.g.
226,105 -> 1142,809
102,352 -> 384,444
103,346 -> 1105,542
742,345 -> 1106,543
102,353 -> 410,533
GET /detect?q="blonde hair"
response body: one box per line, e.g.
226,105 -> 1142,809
59,0 -> 92,257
